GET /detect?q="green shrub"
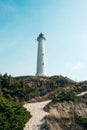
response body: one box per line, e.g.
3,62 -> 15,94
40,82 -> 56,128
51,91 -> 80,102
74,113 -> 87,129
0,97 -> 31,130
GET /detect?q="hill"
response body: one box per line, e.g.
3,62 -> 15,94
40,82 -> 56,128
0,73 -> 87,130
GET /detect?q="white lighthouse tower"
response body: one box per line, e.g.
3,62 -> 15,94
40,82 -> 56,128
36,33 -> 46,76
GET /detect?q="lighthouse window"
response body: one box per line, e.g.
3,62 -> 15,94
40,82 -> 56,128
42,53 -> 44,56
42,63 -> 44,65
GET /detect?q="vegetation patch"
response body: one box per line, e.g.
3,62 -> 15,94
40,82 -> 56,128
0,97 -> 31,130
50,91 -> 81,102
74,113 -> 87,129
0,74 -> 32,130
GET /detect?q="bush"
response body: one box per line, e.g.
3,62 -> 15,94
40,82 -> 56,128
0,74 -> 32,130
0,97 -> 31,130
74,113 -> 87,129
51,91 -> 80,102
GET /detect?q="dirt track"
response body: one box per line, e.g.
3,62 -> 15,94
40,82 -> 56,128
77,91 -> 87,96
24,100 -> 51,130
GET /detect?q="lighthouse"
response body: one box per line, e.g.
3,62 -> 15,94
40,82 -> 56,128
36,33 -> 46,76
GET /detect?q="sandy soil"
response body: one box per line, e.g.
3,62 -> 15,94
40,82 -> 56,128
77,91 -> 87,96
24,100 -> 51,130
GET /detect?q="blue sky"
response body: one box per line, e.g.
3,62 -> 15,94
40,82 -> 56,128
0,0 -> 87,81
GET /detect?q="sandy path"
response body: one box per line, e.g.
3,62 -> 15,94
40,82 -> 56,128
77,91 -> 87,96
24,100 -> 51,130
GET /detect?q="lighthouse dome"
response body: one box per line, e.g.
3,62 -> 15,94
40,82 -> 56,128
37,33 -> 46,41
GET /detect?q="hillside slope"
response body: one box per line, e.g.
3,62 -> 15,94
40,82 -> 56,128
43,91 -> 87,130
0,74 -> 87,130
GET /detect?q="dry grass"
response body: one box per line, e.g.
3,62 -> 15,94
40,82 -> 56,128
49,108 -> 59,119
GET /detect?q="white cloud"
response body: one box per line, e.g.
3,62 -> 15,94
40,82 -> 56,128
72,62 -> 83,71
